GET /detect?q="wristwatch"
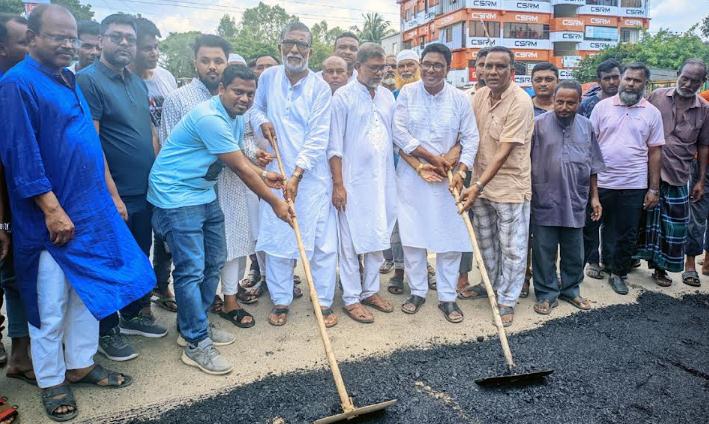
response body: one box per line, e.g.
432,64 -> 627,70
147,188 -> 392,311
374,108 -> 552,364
648,188 -> 659,195
473,181 -> 485,193
293,171 -> 304,181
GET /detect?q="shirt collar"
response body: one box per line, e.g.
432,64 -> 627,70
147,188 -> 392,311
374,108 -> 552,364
212,95 -> 236,123
190,78 -> 212,95
611,93 -> 648,108
24,55 -> 76,86
96,60 -> 131,81
665,87 -> 703,109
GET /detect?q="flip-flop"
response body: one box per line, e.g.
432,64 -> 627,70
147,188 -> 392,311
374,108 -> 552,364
681,270 -> 701,287
387,275 -> 404,295
559,295 -> 592,310
0,399 -> 19,424
218,308 -> 256,328
457,283 -> 487,300
268,307 -> 289,327
7,369 -> 37,386
585,263 -> 605,279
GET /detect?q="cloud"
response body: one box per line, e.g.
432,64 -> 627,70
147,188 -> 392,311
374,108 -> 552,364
648,0 -> 703,34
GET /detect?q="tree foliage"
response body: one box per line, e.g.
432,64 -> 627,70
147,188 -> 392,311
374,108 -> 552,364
701,15 -> 709,38
217,14 -> 236,39
356,12 -> 394,43
310,20 -> 347,71
231,2 -> 297,63
574,28 -> 709,83
160,31 -> 200,80
0,0 -> 94,20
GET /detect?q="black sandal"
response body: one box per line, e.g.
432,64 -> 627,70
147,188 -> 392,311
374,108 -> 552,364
387,275 -> 404,295
401,295 -> 426,314
41,383 -> 78,422
268,307 -> 289,326
438,301 -> 464,323
69,364 -> 132,388
219,308 -> 255,328
427,265 -> 437,290
293,285 -> 303,299
682,270 -> 701,287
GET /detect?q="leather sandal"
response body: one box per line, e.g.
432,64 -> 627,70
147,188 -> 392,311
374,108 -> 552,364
361,294 -> 394,313
41,383 -> 78,422
401,295 -> 426,314
68,364 -> 132,388
533,299 -> 558,315
268,307 -> 289,327
559,295 -> 592,310
343,303 -> 374,323
438,301 -> 464,323
321,307 -> 338,328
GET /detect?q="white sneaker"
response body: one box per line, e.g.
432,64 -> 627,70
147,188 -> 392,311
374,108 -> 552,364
177,322 -> 236,347
181,338 -> 233,375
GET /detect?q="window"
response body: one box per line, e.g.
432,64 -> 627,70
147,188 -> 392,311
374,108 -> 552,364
403,41 -> 412,49
405,9 -> 413,20
620,0 -> 641,6
444,27 -> 453,42
468,21 -> 500,38
419,35 -> 426,46
585,25 -> 619,41
586,0 -> 617,5
620,28 -> 639,43
503,23 -> 549,40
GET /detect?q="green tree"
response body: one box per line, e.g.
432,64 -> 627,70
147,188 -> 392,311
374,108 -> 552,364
573,28 -> 709,83
357,12 -> 394,43
0,0 -> 23,14
217,14 -> 237,39
233,2 -> 297,61
160,31 -> 200,80
701,15 -> 709,38
0,0 -> 95,19
310,20 -> 346,71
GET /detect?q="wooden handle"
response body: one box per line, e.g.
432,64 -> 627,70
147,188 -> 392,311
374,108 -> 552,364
267,134 -> 355,412
447,170 -> 516,369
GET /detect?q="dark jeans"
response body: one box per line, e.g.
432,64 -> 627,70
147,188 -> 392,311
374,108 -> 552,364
153,232 -> 172,292
99,195 -> 153,336
686,161 -> 709,257
583,188 -> 645,277
1,252 -> 29,339
532,224 -> 584,301
152,200 -> 226,345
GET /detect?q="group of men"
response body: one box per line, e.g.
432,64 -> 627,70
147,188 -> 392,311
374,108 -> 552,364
1,3 -> 709,423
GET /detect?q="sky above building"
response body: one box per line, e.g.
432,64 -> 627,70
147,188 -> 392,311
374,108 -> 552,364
87,0 -> 699,38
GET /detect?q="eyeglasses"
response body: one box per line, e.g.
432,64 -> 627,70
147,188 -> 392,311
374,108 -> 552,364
421,62 -> 446,72
104,32 -> 137,45
40,33 -> 80,48
281,39 -> 310,52
364,64 -> 386,74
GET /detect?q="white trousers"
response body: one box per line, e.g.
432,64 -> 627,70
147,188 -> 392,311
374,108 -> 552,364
403,246 -> 460,302
220,256 -> 247,296
338,213 -> 384,305
29,251 -> 98,388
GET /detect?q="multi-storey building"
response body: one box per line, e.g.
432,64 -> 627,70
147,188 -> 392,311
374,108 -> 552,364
397,0 -> 650,86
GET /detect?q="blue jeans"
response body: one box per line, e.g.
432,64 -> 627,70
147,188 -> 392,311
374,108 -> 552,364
99,195 -> 154,336
1,253 -> 29,339
152,200 -> 226,345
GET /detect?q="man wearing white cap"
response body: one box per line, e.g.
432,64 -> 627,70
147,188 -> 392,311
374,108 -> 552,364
228,53 -> 246,65
394,49 -> 421,98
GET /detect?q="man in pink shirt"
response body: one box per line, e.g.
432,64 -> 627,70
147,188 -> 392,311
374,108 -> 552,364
583,63 -> 665,295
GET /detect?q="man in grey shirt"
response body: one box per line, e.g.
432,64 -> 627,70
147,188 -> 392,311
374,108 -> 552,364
530,80 -> 605,315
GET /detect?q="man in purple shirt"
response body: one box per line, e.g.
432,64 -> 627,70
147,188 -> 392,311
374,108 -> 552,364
583,63 -> 665,295
531,80 -> 605,315
636,59 -> 709,287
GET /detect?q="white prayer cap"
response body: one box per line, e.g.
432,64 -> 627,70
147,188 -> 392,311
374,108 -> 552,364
228,53 -> 246,65
396,49 -> 419,65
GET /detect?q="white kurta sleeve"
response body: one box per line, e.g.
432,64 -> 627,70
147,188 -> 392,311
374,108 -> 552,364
458,95 -> 480,168
295,86 -> 332,171
250,74 -> 270,136
327,92 -> 347,160
393,86 -> 420,154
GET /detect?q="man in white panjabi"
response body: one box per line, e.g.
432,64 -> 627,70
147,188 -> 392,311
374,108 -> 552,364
329,43 -> 396,324
393,43 -> 479,323
251,22 -> 338,328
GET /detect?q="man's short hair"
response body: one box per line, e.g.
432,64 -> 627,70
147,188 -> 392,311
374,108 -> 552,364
554,79 -> 582,98
356,42 -> 385,64
0,13 -> 28,43
222,64 -> 257,86
193,34 -> 231,58
678,58 -> 707,79
134,17 -> 161,42
531,62 -> 558,78
475,47 -> 490,62
280,21 -> 311,45
335,31 -> 359,45
77,20 -> 99,38
486,46 -> 514,67
595,59 -> 622,79
623,62 -> 650,81
421,43 -> 452,67
100,13 -> 136,35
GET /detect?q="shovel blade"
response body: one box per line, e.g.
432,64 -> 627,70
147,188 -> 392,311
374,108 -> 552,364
313,399 -> 398,424
475,369 -> 554,387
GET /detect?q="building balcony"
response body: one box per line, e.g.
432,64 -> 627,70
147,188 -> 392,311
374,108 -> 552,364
550,31 -> 584,42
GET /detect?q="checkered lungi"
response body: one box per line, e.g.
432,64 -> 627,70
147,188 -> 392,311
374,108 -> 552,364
635,182 -> 690,273
470,198 -> 531,307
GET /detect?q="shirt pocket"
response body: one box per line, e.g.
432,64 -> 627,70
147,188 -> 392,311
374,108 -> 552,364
487,115 -> 503,141
674,119 -> 700,144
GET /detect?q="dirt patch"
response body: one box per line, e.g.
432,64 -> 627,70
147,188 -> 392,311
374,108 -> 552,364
114,292 -> 709,423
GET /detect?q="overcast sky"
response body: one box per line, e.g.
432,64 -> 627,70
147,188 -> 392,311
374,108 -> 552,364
87,0 -> 701,38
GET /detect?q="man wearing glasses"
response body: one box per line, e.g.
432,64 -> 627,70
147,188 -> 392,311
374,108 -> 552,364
250,22 -> 338,328
77,13 -> 166,363
394,43 -> 479,324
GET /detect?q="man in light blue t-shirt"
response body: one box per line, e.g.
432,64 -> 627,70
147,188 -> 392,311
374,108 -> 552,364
148,65 -> 292,376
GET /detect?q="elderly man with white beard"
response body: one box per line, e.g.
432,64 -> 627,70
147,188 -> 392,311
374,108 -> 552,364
328,43 -> 397,324
250,22 -> 338,328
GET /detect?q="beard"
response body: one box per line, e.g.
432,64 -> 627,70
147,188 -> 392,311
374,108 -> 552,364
676,87 -> 696,98
395,68 -> 421,89
382,76 -> 396,87
283,53 -> 309,74
619,89 -> 644,106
